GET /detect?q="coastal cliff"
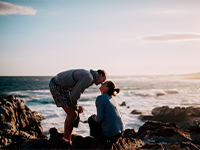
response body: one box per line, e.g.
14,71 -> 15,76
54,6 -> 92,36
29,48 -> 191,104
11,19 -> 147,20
1,96 -> 200,149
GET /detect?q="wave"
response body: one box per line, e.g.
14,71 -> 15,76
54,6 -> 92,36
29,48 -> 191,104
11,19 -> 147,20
165,89 -> 179,94
5,90 -> 52,105
26,98 -> 55,105
120,89 -> 180,98
5,89 -> 96,106
6,90 -> 50,96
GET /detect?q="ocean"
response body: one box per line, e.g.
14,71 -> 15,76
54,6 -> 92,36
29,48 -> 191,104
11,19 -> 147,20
0,75 -> 200,137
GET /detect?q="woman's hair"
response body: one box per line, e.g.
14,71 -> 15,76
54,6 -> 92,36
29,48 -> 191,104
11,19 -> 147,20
106,80 -> 121,96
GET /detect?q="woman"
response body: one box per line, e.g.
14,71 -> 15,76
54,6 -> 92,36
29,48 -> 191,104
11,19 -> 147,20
88,80 -> 124,144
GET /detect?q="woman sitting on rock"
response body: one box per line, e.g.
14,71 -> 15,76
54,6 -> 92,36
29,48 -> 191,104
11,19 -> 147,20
88,80 -> 124,144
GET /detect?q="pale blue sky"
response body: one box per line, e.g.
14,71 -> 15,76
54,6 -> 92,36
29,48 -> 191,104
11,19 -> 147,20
0,0 -> 200,76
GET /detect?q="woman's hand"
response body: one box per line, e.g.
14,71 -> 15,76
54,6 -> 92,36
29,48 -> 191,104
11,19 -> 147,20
78,106 -> 84,113
91,114 -> 96,118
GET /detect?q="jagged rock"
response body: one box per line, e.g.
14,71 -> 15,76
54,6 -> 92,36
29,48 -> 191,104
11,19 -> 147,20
178,117 -> 200,130
136,121 -> 192,143
166,141 -> 200,150
21,137 -> 48,149
139,106 -> 200,130
0,95 -> 45,147
120,101 -> 127,106
131,109 -> 142,114
47,127 -> 143,150
113,137 -> 144,150
155,93 -> 165,97
137,143 -> 164,150
43,136 -> 72,149
72,134 -> 95,149
185,127 -> 200,145
4,124 -> 200,150
122,129 -> 137,138
137,120 -> 178,136
2,96 -> 200,149
0,136 -> 8,148
49,127 -> 64,138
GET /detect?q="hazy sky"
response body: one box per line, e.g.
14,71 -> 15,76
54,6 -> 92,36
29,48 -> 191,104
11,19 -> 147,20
0,0 -> 200,76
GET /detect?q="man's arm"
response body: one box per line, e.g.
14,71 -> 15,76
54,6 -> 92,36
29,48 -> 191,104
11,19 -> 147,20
70,77 -> 93,110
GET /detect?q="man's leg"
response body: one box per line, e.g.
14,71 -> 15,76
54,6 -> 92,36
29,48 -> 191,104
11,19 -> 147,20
62,107 -> 78,142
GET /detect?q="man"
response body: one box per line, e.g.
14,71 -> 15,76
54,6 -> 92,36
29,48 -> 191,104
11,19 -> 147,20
49,69 -> 107,144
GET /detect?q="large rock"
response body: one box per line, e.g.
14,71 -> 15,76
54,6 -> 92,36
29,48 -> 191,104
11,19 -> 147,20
47,127 -> 144,150
185,127 -> 200,145
166,142 -> 200,150
4,123 -> 200,150
136,121 -> 191,143
20,124 -> 200,150
2,96 -> 200,149
0,95 -> 45,147
137,143 -> 164,150
139,106 -> 200,130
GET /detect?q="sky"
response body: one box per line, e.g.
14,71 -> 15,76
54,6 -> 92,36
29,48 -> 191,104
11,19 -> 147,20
0,0 -> 200,76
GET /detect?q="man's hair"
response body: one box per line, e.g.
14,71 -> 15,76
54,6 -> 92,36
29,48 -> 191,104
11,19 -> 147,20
97,69 -> 106,77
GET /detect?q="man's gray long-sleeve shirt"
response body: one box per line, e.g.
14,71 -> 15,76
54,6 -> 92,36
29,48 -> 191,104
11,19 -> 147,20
54,69 -> 99,110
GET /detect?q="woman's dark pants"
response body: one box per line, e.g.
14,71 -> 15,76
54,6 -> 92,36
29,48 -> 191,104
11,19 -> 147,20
88,116 -> 122,144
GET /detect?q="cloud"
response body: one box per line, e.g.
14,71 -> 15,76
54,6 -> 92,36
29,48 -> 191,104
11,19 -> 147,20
142,33 -> 200,41
0,1 -> 37,15
146,9 -> 200,15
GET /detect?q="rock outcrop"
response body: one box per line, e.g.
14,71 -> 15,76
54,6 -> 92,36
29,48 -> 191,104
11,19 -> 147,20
1,96 -> 200,149
0,95 -> 45,148
139,105 -> 200,130
5,121 -> 200,149
120,101 -> 127,106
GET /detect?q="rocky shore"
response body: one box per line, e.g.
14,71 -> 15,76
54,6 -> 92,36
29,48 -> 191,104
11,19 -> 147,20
1,95 -> 200,149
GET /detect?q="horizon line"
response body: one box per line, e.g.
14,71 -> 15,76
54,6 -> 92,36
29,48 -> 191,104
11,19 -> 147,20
0,72 -> 199,77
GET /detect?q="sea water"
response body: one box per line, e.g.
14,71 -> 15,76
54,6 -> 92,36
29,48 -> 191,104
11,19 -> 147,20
0,75 -> 200,137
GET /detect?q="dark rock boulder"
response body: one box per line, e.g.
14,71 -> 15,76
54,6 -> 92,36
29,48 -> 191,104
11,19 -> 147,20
139,106 -> 200,130
4,124 -> 200,150
166,141 -> 200,150
136,121 -> 191,143
0,95 -> 45,148
43,136 -> 72,149
131,109 -> 142,114
137,120 -> 178,136
122,128 -> 137,138
72,134 -> 95,149
37,125 -> 200,149
2,96 -> 200,149
120,101 -> 127,106
21,137 -> 49,149
44,127 -> 143,150
185,127 -> 200,145
137,143 -> 164,150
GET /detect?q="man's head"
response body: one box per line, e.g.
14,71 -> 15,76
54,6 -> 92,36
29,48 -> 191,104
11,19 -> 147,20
94,69 -> 107,85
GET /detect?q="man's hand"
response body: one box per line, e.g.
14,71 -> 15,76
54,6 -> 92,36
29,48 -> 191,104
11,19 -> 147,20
78,106 -> 84,113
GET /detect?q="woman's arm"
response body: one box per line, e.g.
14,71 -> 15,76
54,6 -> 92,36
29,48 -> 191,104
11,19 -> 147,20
93,96 -> 105,122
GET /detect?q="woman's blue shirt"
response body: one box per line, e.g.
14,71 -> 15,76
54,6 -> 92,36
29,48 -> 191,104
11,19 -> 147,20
93,94 -> 124,136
